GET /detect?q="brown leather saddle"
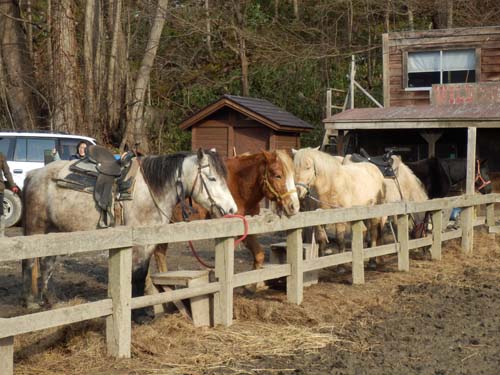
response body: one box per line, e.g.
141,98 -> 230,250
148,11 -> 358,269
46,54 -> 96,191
350,148 -> 396,178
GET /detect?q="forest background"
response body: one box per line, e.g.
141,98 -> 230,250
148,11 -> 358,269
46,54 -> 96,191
1,0 -> 499,154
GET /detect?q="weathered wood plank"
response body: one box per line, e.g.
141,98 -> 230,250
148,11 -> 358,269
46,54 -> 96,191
303,251 -> 353,272
462,127 -> 477,255
0,300 -> 112,338
233,264 -> 290,288
0,336 -> 13,375
442,228 -> 463,241
286,229 -> 303,304
151,270 -> 210,287
187,273 -> 211,327
131,283 -> 220,310
363,243 -> 398,259
397,215 -> 410,272
106,247 -> 132,358
486,203 -> 496,227
409,236 -> 433,249
351,221 -> 364,285
214,237 -> 234,326
431,210 -> 443,260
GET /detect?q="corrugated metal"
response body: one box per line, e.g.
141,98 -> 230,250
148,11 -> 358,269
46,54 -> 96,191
224,95 -> 313,129
328,104 -> 500,122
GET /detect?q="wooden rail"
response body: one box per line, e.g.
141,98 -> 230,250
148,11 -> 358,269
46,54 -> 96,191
0,193 -> 499,373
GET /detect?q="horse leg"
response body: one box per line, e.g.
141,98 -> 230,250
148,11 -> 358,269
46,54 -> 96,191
335,223 -> 347,253
144,243 -> 169,295
22,258 -> 41,309
40,256 -> 58,306
132,256 -> 153,324
315,225 -> 329,256
243,234 -> 268,291
367,218 -> 383,269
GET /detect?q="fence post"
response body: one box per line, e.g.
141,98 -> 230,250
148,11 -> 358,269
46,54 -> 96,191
106,247 -> 132,358
431,210 -> 443,260
461,206 -> 474,255
214,237 -> 234,326
286,228 -> 303,304
397,214 -> 409,272
351,220 -> 364,284
0,336 -> 13,375
486,203 -> 496,230
462,127 -> 476,255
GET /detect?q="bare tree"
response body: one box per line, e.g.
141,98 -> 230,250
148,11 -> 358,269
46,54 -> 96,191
51,0 -> 84,133
0,0 -> 39,130
120,0 -> 169,153
232,0 -> 249,96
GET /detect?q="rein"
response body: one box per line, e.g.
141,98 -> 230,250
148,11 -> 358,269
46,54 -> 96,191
262,167 -> 296,203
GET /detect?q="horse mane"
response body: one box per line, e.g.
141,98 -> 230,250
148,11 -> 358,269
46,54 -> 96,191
275,149 -> 294,178
295,147 -> 340,175
391,155 -> 428,202
140,150 -> 227,196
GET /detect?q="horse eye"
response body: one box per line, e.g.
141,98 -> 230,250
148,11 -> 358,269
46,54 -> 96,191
207,175 -> 216,182
275,175 -> 282,179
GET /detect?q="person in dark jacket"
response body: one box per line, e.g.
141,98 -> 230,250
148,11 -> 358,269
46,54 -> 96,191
70,141 -> 88,160
0,151 -> 19,218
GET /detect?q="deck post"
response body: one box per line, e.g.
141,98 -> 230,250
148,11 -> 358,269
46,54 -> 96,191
106,247 -> 132,358
351,220 -> 365,284
461,127 -> 476,255
286,228 -> 303,304
486,203 -> 496,230
397,214 -> 409,271
431,210 -> 443,260
214,237 -> 234,326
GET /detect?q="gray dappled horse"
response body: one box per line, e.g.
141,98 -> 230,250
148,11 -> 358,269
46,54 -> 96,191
22,149 -> 237,321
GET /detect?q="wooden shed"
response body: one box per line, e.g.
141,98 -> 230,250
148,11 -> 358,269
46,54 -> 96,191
179,95 -> 313,157
382,25 -> 500,107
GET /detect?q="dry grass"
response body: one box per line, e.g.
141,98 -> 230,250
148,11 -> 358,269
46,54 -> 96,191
13,229 -> 499,375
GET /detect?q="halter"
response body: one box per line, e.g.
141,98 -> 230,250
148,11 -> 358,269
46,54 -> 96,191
262,167 -> 296,203
475,159 -> 491,192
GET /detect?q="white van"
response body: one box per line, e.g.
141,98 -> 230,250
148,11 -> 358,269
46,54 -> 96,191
0,131 -> 96,227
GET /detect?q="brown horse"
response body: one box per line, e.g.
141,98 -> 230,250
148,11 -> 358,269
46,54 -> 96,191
155,150 -> 299,286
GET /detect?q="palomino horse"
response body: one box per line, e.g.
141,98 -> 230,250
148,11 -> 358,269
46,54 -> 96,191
159,150 -> 299,285
292,147 -> 386,255
22,149 -> 237,319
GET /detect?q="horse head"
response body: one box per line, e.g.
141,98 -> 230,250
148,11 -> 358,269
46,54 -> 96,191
476,159 -> 492,194
292,147 -> 320,199
261,150 -> 299,216
184,148 -> 237,217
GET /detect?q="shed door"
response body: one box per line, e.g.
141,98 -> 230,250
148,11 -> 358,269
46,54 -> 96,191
234,127 -> 268,155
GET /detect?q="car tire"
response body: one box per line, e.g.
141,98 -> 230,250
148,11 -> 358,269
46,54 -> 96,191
2,190 -> 22,227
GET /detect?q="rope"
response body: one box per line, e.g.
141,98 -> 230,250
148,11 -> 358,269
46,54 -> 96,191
188,214 -> 249,269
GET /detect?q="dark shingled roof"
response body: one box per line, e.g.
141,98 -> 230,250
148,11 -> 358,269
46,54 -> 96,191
179,94 -> 313,131
223,95 -> 313,129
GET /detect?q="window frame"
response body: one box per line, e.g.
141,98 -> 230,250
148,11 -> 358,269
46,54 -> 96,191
403,47 -> 481,92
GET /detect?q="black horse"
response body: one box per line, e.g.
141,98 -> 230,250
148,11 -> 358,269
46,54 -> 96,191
406,158 -> 492,198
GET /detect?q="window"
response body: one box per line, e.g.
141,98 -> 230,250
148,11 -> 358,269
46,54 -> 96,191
14,137 -> 56,162
0,137 -> 14,159
407,49 -> 476,89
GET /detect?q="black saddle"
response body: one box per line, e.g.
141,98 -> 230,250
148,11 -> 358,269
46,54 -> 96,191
64,146 -> 136,228
350,148 -> 395,178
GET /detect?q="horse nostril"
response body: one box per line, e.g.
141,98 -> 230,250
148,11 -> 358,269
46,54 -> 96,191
229,207 -> 235,214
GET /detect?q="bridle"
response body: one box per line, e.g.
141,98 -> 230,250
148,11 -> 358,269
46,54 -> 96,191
475,159 -> 491,192
262,166 -> 296,203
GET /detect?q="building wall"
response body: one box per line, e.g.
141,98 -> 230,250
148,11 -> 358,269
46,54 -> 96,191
383,27 -> 500,107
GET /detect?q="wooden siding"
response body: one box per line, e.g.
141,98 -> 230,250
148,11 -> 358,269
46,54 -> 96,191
383,27 -> 500,107
275,133 -> 300,151
193,125 -> 229,157
234,127 -> 269,154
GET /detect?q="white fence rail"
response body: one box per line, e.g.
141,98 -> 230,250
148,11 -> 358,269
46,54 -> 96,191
0,193 -> 499,373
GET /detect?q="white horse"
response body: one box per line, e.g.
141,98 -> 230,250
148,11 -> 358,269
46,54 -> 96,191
23,149 -> 237,321
292,147 -> 386,254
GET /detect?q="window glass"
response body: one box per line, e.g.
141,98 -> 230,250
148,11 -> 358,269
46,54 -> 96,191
408,71 -> 440,88
14,138 -> 27,161
59,139 -> 84,160
26,138 -> 56,162
442,50 -> 475,71
0,138 -> 13,159
408,51 -> 440,73
442,70 -> 475,84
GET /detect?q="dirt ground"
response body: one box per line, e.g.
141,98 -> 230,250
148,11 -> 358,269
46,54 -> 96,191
1,225 -> 499,375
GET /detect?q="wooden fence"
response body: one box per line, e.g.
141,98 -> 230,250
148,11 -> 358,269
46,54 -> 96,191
0,193 -> 499,374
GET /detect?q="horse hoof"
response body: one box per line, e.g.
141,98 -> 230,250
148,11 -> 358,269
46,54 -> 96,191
366,261 -> 377,271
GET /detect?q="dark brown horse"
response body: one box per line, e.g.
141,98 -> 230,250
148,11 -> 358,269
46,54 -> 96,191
155,150 -> 299,288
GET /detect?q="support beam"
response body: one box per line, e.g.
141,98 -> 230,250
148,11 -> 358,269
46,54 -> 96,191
461,127 -> 477,255
431,210 -> 443,260
420,131 -> 443,158
397,214 -> 409,271
351,220 -> 365,284
286,228 -> 303,304
214,237 -> 234,326
106,247 -> 132,358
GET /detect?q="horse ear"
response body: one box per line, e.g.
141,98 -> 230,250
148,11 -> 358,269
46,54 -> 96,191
262,150 -> 272,161
197,148 -> 204,161
291,148 -> 298,156
314,146 -> 320,151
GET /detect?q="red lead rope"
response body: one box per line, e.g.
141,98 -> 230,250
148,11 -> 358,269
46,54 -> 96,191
188,214 -> 249,269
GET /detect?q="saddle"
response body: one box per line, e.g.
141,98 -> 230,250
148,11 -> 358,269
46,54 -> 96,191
350,148 -> 396,178
56,145 -> 137,228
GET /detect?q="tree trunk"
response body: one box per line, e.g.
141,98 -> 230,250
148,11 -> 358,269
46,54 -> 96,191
51,0 -> 84,133
0,0 -> 39,130
446,0 -> 453,28
408,5 -> 414,31
84,0 -> 98,136
384,0 -> 391,33
205,0 -> 215,61
120,0 -> 169,153
293,0 -> 299,20
232,1 -> 249,96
